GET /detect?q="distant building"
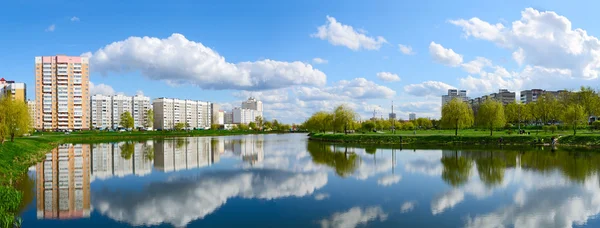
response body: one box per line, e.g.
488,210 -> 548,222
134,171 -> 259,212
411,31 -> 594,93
242,97 -> 263,112
211,103 -> 221,124
409,113 -> 416,121
152,98 -> 213,130
0,78 -> 26,101
132,94 -> 151,128
90,94 -> 151,130
442,89 -> 469,106
224,111 -> 233,124
217,110 -> 225,125
469,89 -> 516,107
111,94 -> 133,129
520,89 -> 569,104
90,95 -> 113,130
233,107 -> 261,125
27,100 -> 36,128
389,113 -> 397,120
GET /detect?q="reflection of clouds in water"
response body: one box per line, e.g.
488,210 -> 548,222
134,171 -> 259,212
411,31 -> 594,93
353,151 -> 395,180
94,170 -> 327,227
466,174 -> 600,228
431,189 -> 464,215
314,193 -> 330,201
404,159 -> 443,176
401,201 -> 417,213
377,174 -> 401,186
319,206 -> 388,228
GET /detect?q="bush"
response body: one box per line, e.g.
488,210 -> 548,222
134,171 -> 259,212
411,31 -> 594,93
549,125 -> 557,134
542,125 -> 549,133
505,123 -> 513,129
593,121 -> 600,130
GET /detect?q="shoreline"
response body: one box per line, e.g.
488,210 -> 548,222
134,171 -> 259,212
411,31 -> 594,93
308,133 -> 600,147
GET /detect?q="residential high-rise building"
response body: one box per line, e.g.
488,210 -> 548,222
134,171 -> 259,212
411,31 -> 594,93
0,78 -> 26,101
489,89 -> 516,105
90,95 -> 112,130
132,94 -> 151,128
224,111 -> 233,124
217,110 -> 225,125
441,89 -> 469,106
233,107 -> 261,124
242,97 -> 263,112
152,98 -> 214,130
211,103 -> 221,124
520,89 -> 569,104
409,113 -> 416,121
35,55 -> 89,131
28,100 -> 36,128
111,94 -> 132,129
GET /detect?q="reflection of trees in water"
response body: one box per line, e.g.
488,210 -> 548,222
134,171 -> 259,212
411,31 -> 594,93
143,143 -> 154,161
307,142 -> 359,178
120,142 -> 135,160
475,152 -> 506,187
15,173 -> 35,213
175,138 -> 187,149
441,151 -> 473,187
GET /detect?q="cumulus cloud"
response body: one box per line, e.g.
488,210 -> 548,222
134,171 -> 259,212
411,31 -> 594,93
450,8 -> 600,79
431,189 -> 465,215
94,170 -> 328,227
313,58 -> 328,64
376,72 -> 401,82
312,16 -> 387,51
398,44 -> 415,55
45,24 -> 55,32
319,206 -> 388,228
377,174 -> 402,186
84,33 -> 326,91
70,16 -> 80,22
233,89 -> 290,104
401,201 -> 417,213
314,193 -> 330,201
296,78 -> 396,100
461,57 -> 493,74
429,42 -> 463,66
404,81 -> 455,97
89,82 -> 116,95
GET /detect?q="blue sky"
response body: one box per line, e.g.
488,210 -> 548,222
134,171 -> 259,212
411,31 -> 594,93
2,0 -> 600,123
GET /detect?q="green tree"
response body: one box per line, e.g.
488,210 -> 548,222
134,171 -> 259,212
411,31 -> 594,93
416,118 -> 433,129
120,111 -> 134,129
441,98 -> 474,136
263,120 -> 272,130
573,86 -> 600,117
174,122 -> 185,131
211,124 -> 220,130
272,119 -> 280,131
248,122 -> 257,130
307,142 -> 358,177
145,109 -> 154,128
361,121 -> 376,132
403,121 -> 414,130
593,121 -> 600,131
475,152 -> 506,187
504,102 -> 520,125
333,105 -> 358,134
477,99 -> 506,136
0,96 -> 31,142
303,111 -> 331,133
119,142 -> 135,160
238,123 -> 249,131
255,116 -> 263,131
562,104 -> 587,135
441,151 -> 473,187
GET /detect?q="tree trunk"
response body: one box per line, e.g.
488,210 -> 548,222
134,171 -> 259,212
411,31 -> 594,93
10,133 -> 14,142
574,124 -> 577,135
455,120 -> 458,136
490,127 -> 493,136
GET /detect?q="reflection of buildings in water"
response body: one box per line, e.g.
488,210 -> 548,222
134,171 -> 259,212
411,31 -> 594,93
36,144 -> 91,219
154,138 -> 214,172
222,136 -> 264,165
90,142 -> 153,180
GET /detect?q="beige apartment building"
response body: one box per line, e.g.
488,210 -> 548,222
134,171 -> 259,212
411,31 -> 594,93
0,78 -> 26,101
35,55 -> 90,131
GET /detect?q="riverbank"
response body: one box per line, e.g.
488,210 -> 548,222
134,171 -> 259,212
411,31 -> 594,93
309,133 -> 600,146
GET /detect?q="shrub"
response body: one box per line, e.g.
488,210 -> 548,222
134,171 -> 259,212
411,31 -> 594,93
549,125 -> 557,134
505,123 -> 513,129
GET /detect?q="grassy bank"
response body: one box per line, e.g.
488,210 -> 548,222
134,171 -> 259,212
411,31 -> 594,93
309,133 -> 600,146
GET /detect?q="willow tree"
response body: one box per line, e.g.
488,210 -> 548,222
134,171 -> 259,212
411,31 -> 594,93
120,111 -> 134,129
0,96 -> 31,142
441,98 -> 474,136
333,105 -> 358,134
562,104 -> 587,135
477,99 -> 506,136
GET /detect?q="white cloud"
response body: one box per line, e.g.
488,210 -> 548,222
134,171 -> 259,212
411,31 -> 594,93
94,170 -> 328,227
89,82 -> 116,95
429,42 -> 463,66
431,189 -> 465,215
376,72 -> 401,82
319,206 -> 388,228
314,193 -> 330,201
313,58 -> 328,64
84,33 -> 326,91
398,44 -> 415,55
401,201 -> 417,213
404,81 -> 455,97
461,57 -> 493,74
45,24 -> 55,32
234,89 -> 290,104
312,16 -> 387,51
297,78 -> 396,100
70,16 -> 80,22
377,174 -> 401,186
451,8 -> 600,79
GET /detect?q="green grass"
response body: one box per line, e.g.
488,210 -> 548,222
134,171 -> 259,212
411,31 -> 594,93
352,128 -> 600,137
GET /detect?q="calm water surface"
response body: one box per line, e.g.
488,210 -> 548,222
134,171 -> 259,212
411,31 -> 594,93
17,133 -> 600,227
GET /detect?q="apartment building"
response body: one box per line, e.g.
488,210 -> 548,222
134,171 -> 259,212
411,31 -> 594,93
28,100 -> 36,128
35,55 -> 89,131
0,78 -> 26,101
441,89 -> 469,106
152,98 -> 213,130
232,107 -> 262,124
520,89 -> 569,104
409,113 -> 416,121
242,97 -> 263,112
132,94 -> 151,128
224,111 -> 233,124
90,95 -> 112,130
111,94 -> 132,129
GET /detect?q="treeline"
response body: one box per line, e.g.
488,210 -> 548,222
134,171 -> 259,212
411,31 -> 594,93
302,105 -> 436,133
0,95 -> 31,143
443,86 -> 600,135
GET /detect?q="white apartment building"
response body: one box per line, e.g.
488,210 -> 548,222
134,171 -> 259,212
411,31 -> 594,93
27,100 -> 36,128
153,98 -> 214,130
409,113 -> 416,121
224,111 -> 233,124
90,95 -> 113,130
132,94 -> 151,128
217,110 -> 225,125
233,107 -> 262,125
242,97 -> 263,112
112,94 -> 132,129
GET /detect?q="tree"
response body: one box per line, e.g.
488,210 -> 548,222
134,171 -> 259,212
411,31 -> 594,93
248,122 -> 257,130
441,151 -> 473,187
174,122 -> 185,131
120,111 -> 134,129
504,102 -> 519,126
272,120 -> 280,131
477,99 -> 506,136
145,109 -> 154,128
562,104 -> 587,135
238,123 -> 249,131
211,124 -> 220,130
441,98 -> 474,136
263,121 -> 272,130
303,111 -> 331,133
573,86 -> 600,118
403,121 -> 414,130
361,121 -> 376,132
333,105 -> 358,134
0,96 -> 31,142
307,142 -> 358,178
119,142 -> 135,160
255,116 -> 263,131
416,118 -> 433,129
593,121 -> 600,131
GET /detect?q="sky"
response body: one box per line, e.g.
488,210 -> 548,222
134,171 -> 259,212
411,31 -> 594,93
2,0 -> 600,123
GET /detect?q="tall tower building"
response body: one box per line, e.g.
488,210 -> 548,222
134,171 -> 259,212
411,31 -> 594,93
111,94 -> 132,129
35,55 -> 89,131
242,97 -> 263,112
132,94 -> 151,128
90,94 -> 113,130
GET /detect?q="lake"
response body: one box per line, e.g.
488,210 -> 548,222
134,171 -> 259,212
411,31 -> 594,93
17,133 -> 600,227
